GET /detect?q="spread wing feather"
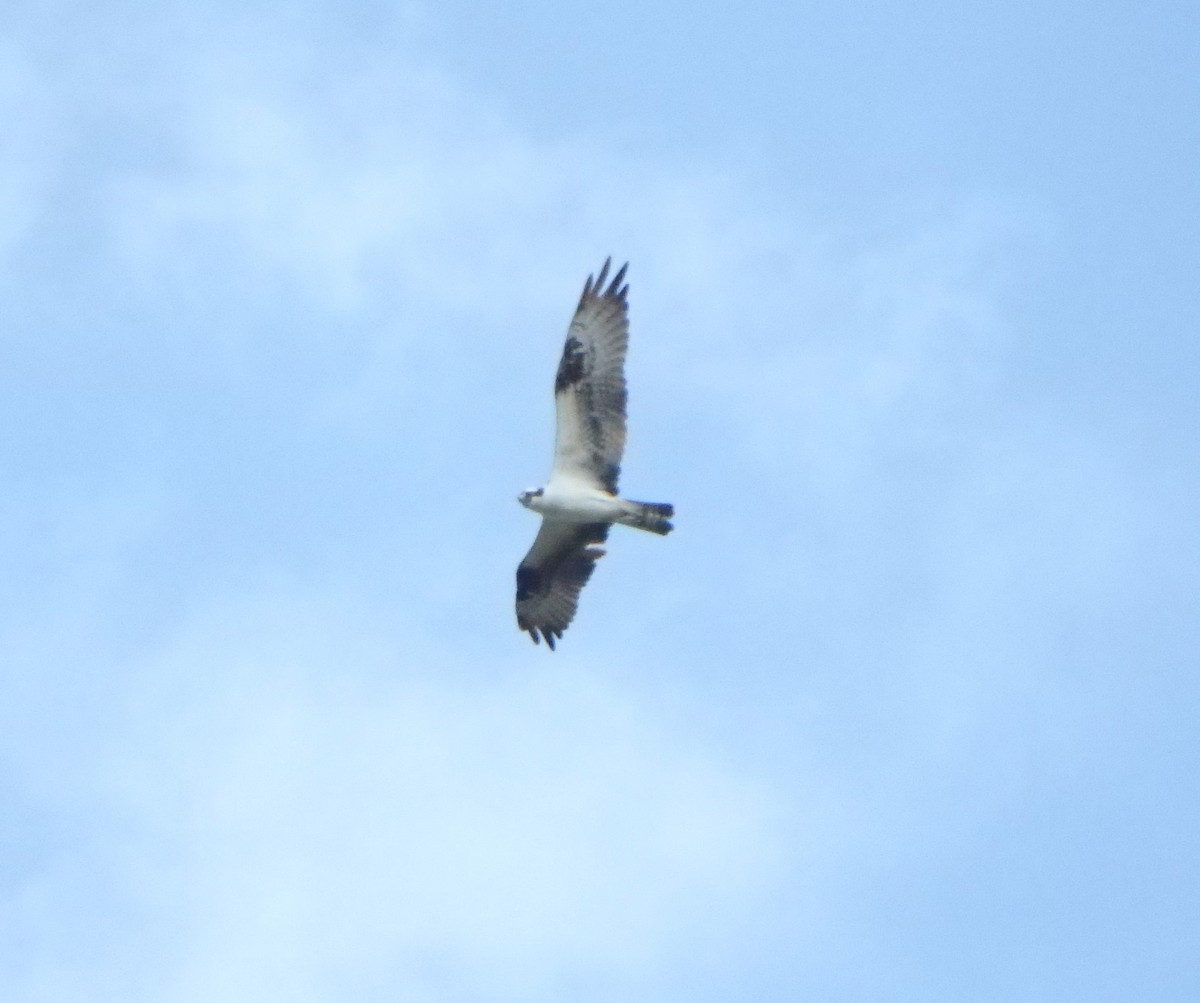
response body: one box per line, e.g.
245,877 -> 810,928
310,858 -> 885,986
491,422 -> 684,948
515,520 -> 610,649
551,259 -> 629,493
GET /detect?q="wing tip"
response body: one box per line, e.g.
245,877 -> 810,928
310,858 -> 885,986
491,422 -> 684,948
608,260 -> 629,300
578,257 -> 629,308
523,625 -> 562,651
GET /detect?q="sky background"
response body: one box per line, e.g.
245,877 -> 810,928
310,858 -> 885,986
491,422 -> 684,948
2,1 -> 1198,999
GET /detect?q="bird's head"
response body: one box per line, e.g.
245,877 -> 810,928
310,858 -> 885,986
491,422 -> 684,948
517,487 -> 544,509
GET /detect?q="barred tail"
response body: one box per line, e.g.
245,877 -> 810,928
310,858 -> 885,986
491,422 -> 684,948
624,500 -> 674,536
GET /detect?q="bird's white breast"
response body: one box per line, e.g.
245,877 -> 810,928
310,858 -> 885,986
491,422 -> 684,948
531,479 -> 624,523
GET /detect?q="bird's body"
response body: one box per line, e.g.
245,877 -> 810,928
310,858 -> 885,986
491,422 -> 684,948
523,479 -> 626,523
515,259 -> 673,649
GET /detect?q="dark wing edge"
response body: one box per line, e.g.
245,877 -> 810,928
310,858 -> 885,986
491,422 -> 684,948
575,257 -> 629,313
516,521 -> 610,650
551,258 -> 630,494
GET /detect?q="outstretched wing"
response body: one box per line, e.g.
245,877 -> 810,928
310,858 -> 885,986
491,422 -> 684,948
516,519 -> 610,649
551,258 -> 629,494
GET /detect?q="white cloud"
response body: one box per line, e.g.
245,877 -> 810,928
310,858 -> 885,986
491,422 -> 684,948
0,38 -> 53,272
97,591 -> 786,1002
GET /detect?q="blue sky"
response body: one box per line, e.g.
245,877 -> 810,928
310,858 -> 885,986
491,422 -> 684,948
2,0 -> 1198,999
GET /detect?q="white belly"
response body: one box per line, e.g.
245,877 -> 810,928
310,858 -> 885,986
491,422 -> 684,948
532,483 -> 624,523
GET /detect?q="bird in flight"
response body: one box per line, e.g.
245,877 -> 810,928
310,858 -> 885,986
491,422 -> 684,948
515,258 -> 674,649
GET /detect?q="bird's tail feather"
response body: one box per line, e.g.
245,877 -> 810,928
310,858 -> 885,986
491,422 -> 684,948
622,500 -> 674,536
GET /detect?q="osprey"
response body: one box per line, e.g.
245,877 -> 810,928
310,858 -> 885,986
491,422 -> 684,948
516,258 -> 674,649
